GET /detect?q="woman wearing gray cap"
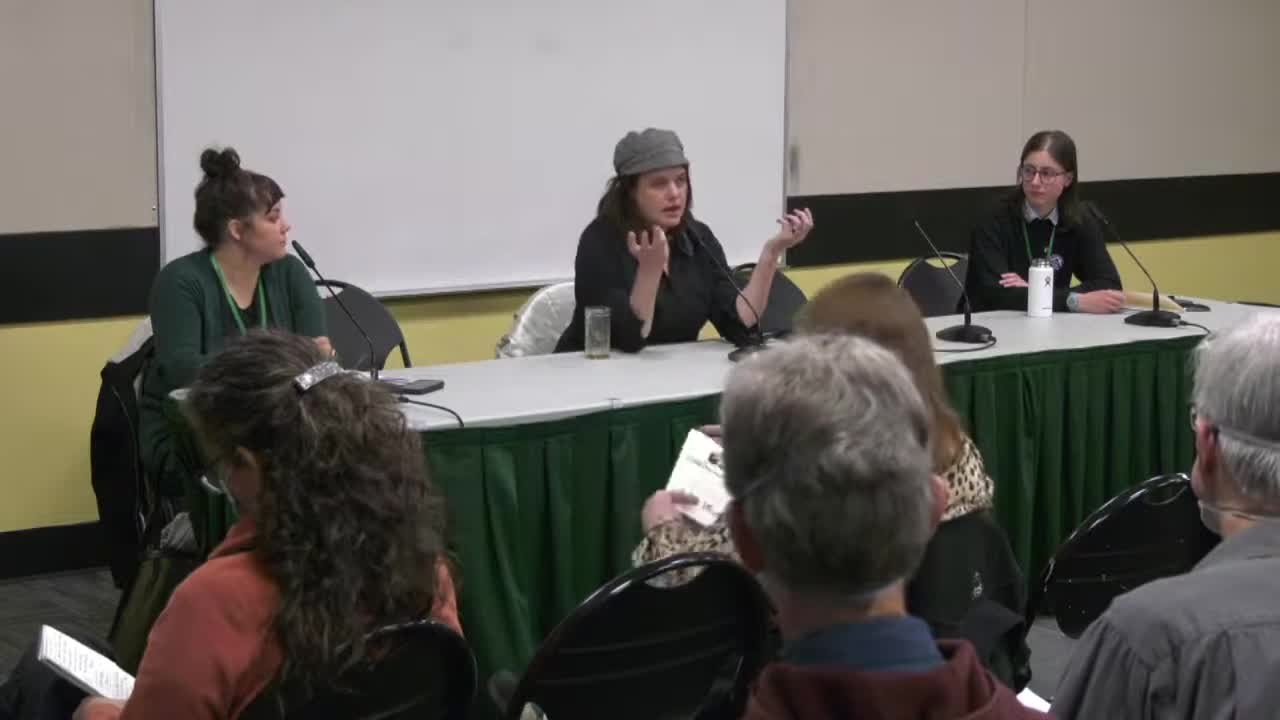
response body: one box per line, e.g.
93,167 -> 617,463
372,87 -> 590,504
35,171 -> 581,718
554,128 -> 813,353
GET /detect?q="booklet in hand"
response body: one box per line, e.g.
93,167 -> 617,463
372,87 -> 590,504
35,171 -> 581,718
666,428 -> 731,526
38,625 -> 135,701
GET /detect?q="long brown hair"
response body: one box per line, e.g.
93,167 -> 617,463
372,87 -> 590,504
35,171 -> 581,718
185,331 -> 447,701
795,272 -> 965,471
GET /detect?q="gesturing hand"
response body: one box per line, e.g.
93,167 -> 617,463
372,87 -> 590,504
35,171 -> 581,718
627,226 -> 669,275
767,208 -> 815,253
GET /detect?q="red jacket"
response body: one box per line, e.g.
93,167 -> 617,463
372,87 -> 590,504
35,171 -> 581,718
742,640 -> 1050,720
89,519 -> 461,720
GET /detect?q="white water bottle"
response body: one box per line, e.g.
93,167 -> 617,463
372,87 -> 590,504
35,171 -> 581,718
1027,258 -> 1054,318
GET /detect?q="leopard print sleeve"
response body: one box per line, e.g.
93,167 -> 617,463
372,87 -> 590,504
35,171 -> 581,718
941,434 -> 996,521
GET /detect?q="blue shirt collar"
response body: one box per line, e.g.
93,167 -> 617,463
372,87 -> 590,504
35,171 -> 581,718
782,615 -> 943,672
1023,201 -> 1059,225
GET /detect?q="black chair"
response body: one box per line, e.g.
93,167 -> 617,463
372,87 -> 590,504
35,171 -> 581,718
1026,473 -> 1220,639
316,280 -> 412,371
240,618 -> 476,720
732,264 -> 807,337
496,552 -> 773,720
897,253 -> 969,318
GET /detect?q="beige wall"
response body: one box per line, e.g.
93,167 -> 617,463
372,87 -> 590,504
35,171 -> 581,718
0,0 -> 156,232
2,1 -> 1279,533
789,0 -> 1280,194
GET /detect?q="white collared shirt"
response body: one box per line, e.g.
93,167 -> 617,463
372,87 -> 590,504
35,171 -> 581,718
1023,201 -> 1059,225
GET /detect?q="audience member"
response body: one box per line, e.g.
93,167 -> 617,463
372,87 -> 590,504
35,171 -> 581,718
1052,313 -> 1280,718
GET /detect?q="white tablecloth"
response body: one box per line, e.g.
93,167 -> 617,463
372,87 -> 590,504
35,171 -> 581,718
391,300 -> 1273,432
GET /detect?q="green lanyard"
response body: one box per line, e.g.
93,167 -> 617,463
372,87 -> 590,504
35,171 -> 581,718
209,254 -> 267,335
1021,221 -> 1056,262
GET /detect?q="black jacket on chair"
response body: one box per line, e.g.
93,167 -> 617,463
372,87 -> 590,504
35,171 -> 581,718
906,510 -> 1031,691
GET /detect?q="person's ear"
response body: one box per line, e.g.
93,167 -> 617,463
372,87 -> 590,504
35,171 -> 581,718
1063,171 -> 1074,189
1193,422 -> 1220,487
726,501 -> 765,574
227,218 -> 246,244
929,475 -> 948,531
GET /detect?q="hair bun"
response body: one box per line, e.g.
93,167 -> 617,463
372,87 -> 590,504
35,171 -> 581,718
200,147 -> 242,180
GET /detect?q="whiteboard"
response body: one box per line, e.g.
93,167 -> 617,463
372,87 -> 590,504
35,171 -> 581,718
155,1 -> 787,296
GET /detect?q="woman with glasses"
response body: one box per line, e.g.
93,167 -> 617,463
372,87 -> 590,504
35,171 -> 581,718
963,130 -> 1124,314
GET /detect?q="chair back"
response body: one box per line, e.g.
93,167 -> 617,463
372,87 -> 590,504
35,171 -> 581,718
731,264 -> 806,337
496,282 -> 576,358
241,618 -> 477,720
898,253 -> 969,317
316,280 -> 412,370
504,553 -> 772,720
1027,473 -> 1220,639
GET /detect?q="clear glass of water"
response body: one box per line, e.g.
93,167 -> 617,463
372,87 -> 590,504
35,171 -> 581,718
585,306 -> 611,359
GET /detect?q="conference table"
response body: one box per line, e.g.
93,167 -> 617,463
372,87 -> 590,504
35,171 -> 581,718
185,299 -> 1274,690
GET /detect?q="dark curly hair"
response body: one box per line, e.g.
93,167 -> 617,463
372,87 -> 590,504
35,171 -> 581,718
184,330 -> 447,700
194,146 -> 285,247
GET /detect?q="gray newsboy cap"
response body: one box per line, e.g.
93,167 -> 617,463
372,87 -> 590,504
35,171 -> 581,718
613,128 -> 689,176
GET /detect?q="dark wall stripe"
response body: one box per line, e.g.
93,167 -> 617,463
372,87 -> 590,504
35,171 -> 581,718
0,226 -> 158,325
0,522 -> 106,580
786,172 -> 1280,267
2,173 -> 1277,322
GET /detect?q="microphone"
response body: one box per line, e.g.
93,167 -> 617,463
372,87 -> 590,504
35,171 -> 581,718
912,221 -> 993,344
1085,203 -> 1181,328
292,241 -> 381,380
685,224 -> 767,363
293,241 -> 444,395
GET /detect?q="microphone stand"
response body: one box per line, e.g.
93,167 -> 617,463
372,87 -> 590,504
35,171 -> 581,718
912,221 -> 993,344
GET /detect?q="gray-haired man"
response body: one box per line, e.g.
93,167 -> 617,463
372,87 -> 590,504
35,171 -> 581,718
1053,313 -> 1280,718
720,335 -> 1045,719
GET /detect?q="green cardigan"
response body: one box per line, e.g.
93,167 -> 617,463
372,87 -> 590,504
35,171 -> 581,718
139,249 -> 327,495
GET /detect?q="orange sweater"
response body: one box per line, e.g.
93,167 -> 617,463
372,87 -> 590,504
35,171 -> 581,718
88,519 -> 462,720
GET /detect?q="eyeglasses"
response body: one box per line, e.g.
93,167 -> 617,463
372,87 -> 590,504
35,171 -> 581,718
199,456 -> 233,496
1018,165 -> 1067,182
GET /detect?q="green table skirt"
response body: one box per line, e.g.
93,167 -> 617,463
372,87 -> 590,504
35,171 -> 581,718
181,335 -> 1201,691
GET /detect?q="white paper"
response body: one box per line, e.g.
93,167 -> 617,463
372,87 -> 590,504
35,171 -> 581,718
666,429 -> 730,526
38,625 -> 135,701
1017,687 -> 1051,712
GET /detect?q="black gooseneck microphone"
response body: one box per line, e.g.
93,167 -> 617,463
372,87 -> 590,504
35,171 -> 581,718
912,221 -> 994,344
292,240 -> 444,395
1085,202 -> 1182,328
685,223 -> 767,363
292,240 -> 382,379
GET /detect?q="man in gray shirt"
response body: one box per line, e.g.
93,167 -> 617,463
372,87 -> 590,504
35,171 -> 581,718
1052,312 -> 1280,719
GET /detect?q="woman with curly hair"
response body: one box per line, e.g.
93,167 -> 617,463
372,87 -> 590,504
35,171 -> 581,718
69,330 -> 460,719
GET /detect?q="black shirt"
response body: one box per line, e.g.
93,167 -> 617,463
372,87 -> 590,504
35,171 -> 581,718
963,198 -> 1122,312
555,217 -> 753,353
221,287 -> 266,341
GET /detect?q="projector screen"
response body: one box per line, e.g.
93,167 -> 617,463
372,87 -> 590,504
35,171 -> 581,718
155,1 -> 787,295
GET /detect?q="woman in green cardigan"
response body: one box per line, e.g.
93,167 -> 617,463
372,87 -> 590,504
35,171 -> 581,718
139,147 -> 330,499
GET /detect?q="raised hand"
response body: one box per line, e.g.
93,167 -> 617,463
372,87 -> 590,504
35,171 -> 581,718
627,225 -> 669,275
767,208 -> 815,253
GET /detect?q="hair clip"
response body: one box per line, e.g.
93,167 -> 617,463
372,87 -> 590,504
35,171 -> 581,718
293,361 -> 346,393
